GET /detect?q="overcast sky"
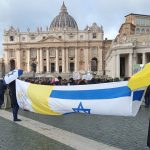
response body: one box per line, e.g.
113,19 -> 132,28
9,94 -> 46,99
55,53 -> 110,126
0,0 -> 150,57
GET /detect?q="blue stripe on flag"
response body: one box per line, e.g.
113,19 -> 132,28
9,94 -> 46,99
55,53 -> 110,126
18,69 -> 23,76
50,86 -> 131,100
133,90 -> 144,101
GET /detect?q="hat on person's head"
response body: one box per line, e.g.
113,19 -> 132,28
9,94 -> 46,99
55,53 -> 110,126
69,78 -> 74,82
58,76 -> 62,80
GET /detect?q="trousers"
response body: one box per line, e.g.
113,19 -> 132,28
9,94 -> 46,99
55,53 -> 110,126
12,103 -> 19,120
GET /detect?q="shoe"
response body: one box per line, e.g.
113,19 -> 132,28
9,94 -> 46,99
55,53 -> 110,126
13,118 -> 22,122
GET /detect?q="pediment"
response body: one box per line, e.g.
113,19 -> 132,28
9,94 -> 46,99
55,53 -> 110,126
38,36 -> 64,43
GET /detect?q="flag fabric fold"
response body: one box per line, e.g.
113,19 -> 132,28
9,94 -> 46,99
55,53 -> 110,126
128,62 -> 150,90
4,69 -> 23,84
16,79 -> 145,116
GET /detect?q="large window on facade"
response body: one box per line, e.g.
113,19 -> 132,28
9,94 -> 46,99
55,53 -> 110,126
50,49 -> 56,57
22,37 -> 25,41
30,49 -> 37,58
31,63 -> 36,73
23,51 -> 26,57
42,49 -> 46,58
120,57 -> 125,77
9,59 -> 15,70
92,47 -> 98,55
58,49 -> 62,57
93,33 -> 97,39
69,48 -> 75,57
146,29 -> 150,33
91,58 -> 98,71
9,50 -> 15,57
141,28 -> 145,33
31,35 -> 35,40
10,36 -> 14,41
59,66 -> 62,73
147,54 -> 150,62
136,28 -> 140,33
137,53 -> 142,64
51,63 -> 55,72
43,66 -> 46,73
70,63 -> 74,72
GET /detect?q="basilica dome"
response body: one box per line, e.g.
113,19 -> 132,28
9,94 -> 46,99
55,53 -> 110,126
50,2 -> 78,31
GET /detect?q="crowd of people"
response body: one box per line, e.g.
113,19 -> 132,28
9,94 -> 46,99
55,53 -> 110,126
20,76 -> 117,85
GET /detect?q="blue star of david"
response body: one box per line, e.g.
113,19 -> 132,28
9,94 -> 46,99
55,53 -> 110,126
7,70 -> 16,77
72,102 -> 91,114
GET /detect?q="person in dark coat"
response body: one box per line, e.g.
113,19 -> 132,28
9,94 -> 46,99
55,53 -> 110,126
144,85 -> 150,107
88,78 -> 97,84
8,80 -> 21,121
147,119 -> 150,149
0,79 -> 6,108
69,78 -> 76,85
8,60 -> 21,121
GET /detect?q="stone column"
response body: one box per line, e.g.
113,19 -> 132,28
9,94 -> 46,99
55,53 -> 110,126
46,49 -> 50,72
40,48 -> 43,72
16,49 -> 21,69
4,49 -> 9,72
66,48 -> 69,73
142,52 -> 146,64
116,54 -> 120,78
133,50 -> 137,66
62,48 -> 65,73
55,49 -> 59,72
75,48 -> 78,72
98,48 -> 103,74
129,53 -> 133,77
84,48 -> 89,71
27,49 -> 30,72
36,49 -> 40,73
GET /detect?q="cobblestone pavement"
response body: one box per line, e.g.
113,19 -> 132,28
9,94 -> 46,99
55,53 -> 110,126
0,117 -> 74,150
0,106 -> 149,150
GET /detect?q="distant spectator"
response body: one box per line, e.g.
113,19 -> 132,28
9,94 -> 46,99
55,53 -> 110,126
124,77 -> 130,81
0,78 -> 7,109
69,78 -> 76,85
55,76 -> 62,85
144,85 -> 150,107
88,78 -> 97,84
78,79 -> 87,85
50,78 -> 55,85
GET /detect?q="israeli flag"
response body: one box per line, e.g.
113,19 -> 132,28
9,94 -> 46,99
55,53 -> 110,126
49,81 -> 145,116
16,79 -> 145,116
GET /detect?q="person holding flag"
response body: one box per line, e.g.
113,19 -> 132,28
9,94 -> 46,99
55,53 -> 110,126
8,81 -> 21,121
6,60 -> 22,121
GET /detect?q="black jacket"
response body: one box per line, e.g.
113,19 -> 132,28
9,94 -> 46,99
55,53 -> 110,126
8,80 -> 18,107
0,80 -> 6,95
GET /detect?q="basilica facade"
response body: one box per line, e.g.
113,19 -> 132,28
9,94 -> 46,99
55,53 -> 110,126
3,2 -> 111,77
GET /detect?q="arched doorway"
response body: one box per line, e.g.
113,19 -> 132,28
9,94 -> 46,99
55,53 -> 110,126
9,59 -> 15,71
91,58 -> 98,71
31,63 -> 36,73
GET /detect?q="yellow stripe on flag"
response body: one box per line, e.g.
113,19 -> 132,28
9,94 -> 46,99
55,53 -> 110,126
27,83 -> 60,115
128,62 -> 150,90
